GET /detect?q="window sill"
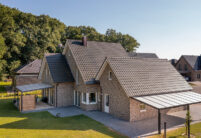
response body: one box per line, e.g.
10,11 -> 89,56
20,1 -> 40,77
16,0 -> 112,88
140,110 -> 146,113
89,102 -> 97,104
82,102 -> 87,104
81,102 -> 97,105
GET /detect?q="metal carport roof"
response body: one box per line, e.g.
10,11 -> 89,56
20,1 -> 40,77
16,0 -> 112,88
16,83 -> 53,92
133,91 -> 201,110
133,91 -> 201,136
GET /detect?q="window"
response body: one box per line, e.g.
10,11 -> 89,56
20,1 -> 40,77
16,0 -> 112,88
82,93 -> 87,103
184,64 -> 188,71
108,71 -> 112,80
140,104 -> 146,112
76,69 -> 79,85
197,74 -> 200,79
89,93 -> 96,103
178,64 -> 182,71
81,92 -> 97,104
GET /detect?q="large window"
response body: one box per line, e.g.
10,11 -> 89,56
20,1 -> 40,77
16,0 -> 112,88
178,64 -> 182,71
81,92 -> 97,104
184,64 -> 188,71
89,93 -> 96,103
197,74 -> 200,79
82,93 -> 87,103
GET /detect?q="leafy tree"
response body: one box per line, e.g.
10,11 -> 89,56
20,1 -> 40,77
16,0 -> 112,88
0,4 -> 140,79
0,34 -> 7,79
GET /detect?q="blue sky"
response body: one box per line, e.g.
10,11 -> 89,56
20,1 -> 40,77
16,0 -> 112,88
1,0 -> 201,59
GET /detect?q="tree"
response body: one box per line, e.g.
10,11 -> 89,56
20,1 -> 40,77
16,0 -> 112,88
0,34 -> 7,79
0,4 -> 140,79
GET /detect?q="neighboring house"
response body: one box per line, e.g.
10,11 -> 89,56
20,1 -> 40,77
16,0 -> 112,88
175,55 -> 201,81
36,37 -> 192,122
14,59 -> 42,87
128,52 -> 158,58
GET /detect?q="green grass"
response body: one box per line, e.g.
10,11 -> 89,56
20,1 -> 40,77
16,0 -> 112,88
0,99 -> 126,138
149,122 -> 201,138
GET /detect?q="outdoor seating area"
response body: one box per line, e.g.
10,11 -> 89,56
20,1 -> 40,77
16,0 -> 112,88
15,83 -> 54,112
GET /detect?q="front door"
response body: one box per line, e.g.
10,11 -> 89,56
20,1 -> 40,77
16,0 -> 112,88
104,94 -> 109,113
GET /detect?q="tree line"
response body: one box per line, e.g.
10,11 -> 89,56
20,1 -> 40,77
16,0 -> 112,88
0,4 -> 140,78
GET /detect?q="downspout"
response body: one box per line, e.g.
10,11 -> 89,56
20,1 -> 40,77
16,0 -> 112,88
100,87 -> 103,111
55,83 -> 58,107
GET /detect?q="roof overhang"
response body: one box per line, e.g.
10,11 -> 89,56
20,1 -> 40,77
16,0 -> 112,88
16,83 -> 53,92
133,91 -> 201,110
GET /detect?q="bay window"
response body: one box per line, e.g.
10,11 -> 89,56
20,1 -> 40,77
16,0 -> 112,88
82,92 -> 97,104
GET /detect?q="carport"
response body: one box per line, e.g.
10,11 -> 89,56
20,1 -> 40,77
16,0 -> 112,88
15,83 -> 53,111
133,91 -> 201,136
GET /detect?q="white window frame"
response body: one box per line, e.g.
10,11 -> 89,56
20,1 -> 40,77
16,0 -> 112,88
140,103 -> 146,112
108,71 -> 112,80
81,92 -> 97,104
82,93 -> 87,104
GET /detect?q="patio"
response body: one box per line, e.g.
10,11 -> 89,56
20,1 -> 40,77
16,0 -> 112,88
15,83 -> 54,112
47,103 -> 201,138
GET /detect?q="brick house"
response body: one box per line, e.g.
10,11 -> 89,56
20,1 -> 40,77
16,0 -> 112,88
175,55 -> 201,81
32,37 -> 195,122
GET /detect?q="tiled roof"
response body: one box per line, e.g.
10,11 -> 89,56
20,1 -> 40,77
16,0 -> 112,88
106,57 -> 192,97
46,53 -> 74,83
128,52 -> 158,58
182,55 -> 201,70
16,59 -> 42,74
68,40 -> 128,83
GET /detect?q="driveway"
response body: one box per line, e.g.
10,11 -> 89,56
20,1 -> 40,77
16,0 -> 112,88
48,104 -> 201,138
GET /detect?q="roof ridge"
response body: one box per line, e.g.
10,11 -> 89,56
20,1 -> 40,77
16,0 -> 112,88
67,39 -> 121,45
107,56 -> 167,62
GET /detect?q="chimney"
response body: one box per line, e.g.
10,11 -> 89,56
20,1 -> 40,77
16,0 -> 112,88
82,36 -> 87,46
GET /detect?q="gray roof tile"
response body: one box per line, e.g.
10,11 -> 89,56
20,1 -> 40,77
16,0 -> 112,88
182,55 -> 201,70
68,40 -> 128,83
46,53 -> 74,83
106,57 -> 192,97
16,59 -> 42,74
128,52 -> 158,58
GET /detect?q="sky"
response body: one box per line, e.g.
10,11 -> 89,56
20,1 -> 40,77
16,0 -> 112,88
1,0 -> 201,59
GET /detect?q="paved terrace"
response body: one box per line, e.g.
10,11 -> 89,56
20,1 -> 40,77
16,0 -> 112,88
47,103 -> 201,138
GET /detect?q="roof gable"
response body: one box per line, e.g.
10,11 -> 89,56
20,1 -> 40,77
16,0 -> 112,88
182,55 -> 201,70
16,59 -> 42,74
67,40 -> 128,83
96,57 -> 192,97
46,53 -> 74,83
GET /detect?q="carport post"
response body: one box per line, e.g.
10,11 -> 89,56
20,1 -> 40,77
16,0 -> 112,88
187,105 -> 190,138
158,109 -> 161,134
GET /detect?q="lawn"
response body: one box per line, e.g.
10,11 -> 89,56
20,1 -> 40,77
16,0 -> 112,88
0,99 -> 126,138
149,122 -> 201,138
